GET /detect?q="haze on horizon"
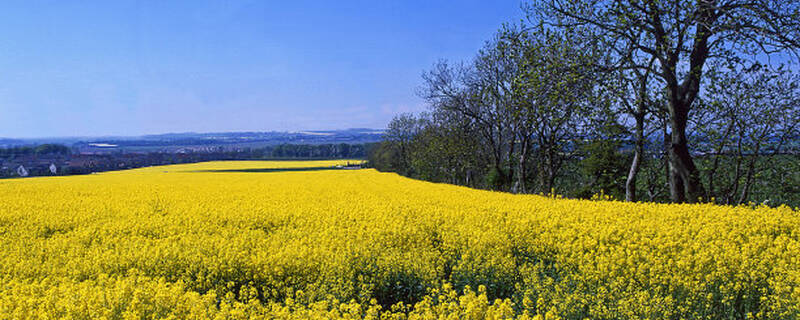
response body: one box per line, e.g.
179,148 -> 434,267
0,1 -> 525,139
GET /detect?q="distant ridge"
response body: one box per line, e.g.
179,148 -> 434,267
0,129 -> 385,152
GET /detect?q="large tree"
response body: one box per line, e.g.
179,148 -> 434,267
533,0 -> 800,202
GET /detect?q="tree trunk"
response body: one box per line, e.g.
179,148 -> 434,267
737,152 -> 758,205
656,11 -> 712,203
507,134 -> 516,192
663,120 -> 676,201
669,164 -> 686,203
626,112 -> 645,202
669,139 -> 705,203
667,105 -> 706,203
738,133 -> 767,205
625,151 -> 641,202
518,137 -> 529,194
727,134 -> 744,204
544,148 -> 557,194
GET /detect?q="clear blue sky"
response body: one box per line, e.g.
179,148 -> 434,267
0,1 -> 525,138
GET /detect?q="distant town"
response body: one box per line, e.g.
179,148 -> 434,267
0,129 -> 382,178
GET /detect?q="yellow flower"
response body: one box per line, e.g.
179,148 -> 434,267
0,160 -> 797,319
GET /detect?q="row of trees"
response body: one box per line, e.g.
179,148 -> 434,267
252,143 -> 369,159
0,144 -> 71,157
371,0 -> 800,206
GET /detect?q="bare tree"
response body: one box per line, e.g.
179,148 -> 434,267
385,113 -> 424,174
473,28 -> 526,191
698,63 -> 800,205
420,29 -> 527,192
605,55 -> 660,202
513,26 -> 601,194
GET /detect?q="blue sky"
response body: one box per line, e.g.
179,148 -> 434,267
0,1 -> 525,138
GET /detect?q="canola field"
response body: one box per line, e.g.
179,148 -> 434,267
0,160 -> 798,319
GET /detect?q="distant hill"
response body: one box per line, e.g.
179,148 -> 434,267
0,129 -> 385,153
0,138 -> 26,148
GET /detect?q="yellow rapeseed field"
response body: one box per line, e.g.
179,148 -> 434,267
0,160 -> 798,319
